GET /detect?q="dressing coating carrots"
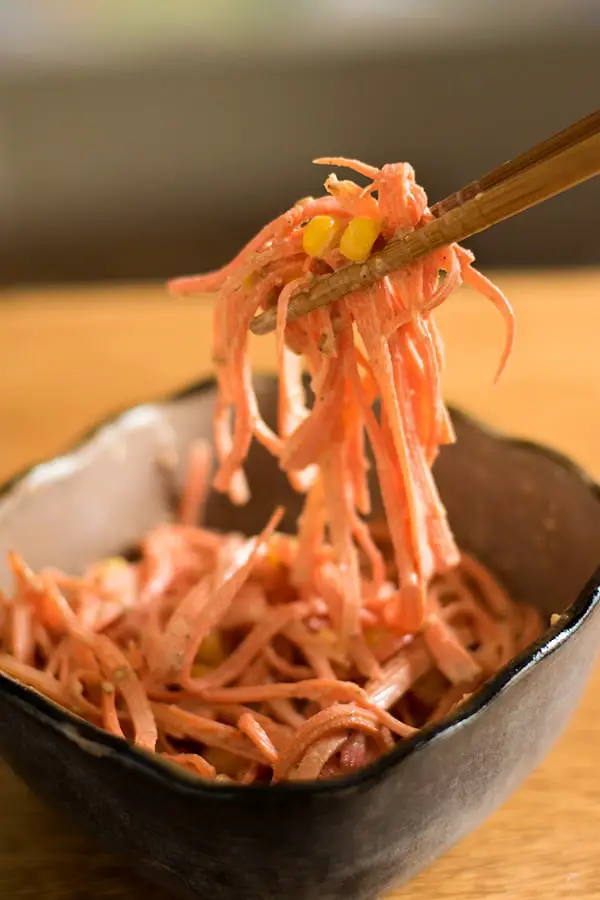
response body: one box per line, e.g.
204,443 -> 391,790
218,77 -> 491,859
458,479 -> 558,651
1,159 -> 541,783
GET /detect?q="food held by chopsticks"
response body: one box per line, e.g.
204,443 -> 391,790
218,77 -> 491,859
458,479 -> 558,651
1,156 -> 545,784
244,109 -> 600,336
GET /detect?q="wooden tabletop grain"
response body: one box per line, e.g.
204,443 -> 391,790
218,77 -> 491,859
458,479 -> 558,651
0,271 -> 599,899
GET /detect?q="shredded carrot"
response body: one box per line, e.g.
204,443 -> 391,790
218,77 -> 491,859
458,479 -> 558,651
178,439 -> 213,527
1,157 -> 543,783
238,712 -> 279,765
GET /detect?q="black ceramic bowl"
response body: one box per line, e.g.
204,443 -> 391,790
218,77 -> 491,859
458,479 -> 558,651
0,376 -> 599,900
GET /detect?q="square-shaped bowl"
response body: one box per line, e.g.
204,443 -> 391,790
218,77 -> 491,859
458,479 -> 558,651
0,376 -> 598,900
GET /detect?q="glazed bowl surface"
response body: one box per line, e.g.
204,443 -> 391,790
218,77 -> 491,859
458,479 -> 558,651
0,376 -> 598,900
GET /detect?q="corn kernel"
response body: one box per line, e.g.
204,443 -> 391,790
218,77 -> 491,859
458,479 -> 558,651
195,631 -> 226,667
191,662 -> 213,679
266,545 -> 282,569
90,556 -> 127,582
318,628 -> 338,648
204,747 -> 241,778
265,533 -> 287,567
364,626 -> 386,648
105,556 -> 127,570
339,217 -> 380,262
302,215 -> 341,259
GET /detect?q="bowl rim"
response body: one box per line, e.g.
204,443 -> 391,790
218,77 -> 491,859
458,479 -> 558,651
1,375 -> 599,799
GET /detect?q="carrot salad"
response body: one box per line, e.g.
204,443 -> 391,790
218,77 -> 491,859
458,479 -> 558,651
1,159 -> 543,783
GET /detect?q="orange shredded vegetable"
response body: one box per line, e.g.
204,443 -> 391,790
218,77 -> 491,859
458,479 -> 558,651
1,158 -> 543,783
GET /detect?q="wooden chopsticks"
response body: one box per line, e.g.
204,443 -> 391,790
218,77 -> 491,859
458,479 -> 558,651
250,109 -> 600,336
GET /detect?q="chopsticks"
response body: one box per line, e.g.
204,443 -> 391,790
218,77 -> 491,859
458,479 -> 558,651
250,109 -> 600,336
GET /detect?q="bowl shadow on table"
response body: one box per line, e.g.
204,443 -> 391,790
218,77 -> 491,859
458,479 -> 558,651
0,376 -> 599,900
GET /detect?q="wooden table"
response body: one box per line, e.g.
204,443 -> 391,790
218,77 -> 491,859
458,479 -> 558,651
0,271 -> 599,898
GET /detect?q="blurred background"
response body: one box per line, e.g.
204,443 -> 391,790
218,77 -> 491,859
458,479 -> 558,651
0,0 -> 598,287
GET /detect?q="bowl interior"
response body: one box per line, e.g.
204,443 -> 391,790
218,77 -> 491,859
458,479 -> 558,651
1,376 -> 600,622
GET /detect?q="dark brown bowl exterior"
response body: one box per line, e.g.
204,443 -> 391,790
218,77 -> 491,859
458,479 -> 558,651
0,376 -> 598,900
